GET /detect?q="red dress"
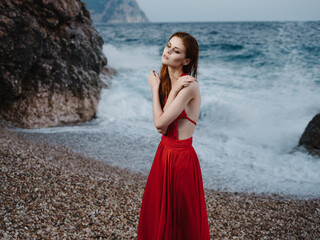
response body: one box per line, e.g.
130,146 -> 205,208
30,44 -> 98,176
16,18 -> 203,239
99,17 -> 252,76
138,92 -> 210,239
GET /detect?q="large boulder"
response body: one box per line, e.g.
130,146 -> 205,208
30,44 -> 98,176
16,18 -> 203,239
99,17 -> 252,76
299,113 -> 320,156
0,0 -> 108,128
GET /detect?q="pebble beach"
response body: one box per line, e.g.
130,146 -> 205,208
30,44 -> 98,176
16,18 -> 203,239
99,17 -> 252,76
1,124 -> 319,239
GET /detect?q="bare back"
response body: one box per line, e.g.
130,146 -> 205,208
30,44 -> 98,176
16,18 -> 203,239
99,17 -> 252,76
177,82 -> 201,140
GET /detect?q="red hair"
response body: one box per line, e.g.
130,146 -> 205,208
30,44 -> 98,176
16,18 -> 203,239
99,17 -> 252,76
159,32 -> 199,108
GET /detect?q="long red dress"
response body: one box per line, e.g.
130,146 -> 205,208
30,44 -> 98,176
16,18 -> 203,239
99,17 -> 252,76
138,93 -> 210,239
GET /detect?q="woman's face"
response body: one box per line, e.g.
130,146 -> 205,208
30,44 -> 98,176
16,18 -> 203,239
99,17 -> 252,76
161,36 -> 189,68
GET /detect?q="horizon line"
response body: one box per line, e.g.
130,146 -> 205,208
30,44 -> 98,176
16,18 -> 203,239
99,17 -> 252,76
93,19 -> 320,24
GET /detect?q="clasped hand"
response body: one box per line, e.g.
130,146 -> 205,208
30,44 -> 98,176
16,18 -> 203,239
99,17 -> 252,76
171,75 -> 197,93
148,70 -> 197,93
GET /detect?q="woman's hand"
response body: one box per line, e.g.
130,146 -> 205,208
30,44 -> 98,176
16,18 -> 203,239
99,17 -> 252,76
148,70 -> 160,90
172,75 -> 197,94
157,127 -> 167,135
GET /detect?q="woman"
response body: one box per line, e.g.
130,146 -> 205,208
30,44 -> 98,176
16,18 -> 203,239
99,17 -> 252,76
138,32 -> 210,240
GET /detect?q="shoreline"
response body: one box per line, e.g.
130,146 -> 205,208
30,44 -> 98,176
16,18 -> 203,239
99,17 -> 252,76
1,125 -> 319,239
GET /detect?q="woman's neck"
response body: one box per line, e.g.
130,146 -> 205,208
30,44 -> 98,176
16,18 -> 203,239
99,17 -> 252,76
168,66 -> 183,84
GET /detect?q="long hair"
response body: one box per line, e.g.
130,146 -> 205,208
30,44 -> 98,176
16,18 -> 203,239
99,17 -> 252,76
159,32 -> 199,108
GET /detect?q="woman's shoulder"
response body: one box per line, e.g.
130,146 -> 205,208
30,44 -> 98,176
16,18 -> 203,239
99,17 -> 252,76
187,80 -> 200,94
176,81 -> 199,105
178,81 -> 198,95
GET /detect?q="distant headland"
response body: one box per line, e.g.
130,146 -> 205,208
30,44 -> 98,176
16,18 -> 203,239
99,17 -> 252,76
82,0 -> 149,23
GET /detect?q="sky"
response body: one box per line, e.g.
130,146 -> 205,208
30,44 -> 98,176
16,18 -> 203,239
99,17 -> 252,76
135,0 -> 320,22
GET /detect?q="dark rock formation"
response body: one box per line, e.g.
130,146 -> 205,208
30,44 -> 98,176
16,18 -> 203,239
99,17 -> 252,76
299,113 -> 320,156
82,0 -> 149,23
0,0 -> 108,128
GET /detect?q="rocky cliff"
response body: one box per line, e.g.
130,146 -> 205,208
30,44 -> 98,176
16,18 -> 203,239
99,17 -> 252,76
0,0 -> 108,128
82,0 -> 149,23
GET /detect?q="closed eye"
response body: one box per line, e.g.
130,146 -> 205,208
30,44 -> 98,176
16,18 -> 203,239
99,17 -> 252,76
166,42 -> 180,54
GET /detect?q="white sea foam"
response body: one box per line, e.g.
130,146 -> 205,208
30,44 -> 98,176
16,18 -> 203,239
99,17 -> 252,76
195,58 -> 320,197
102,44 -> 160,70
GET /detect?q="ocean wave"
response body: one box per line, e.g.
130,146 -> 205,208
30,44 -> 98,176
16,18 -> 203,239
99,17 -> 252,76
222,49 -> 264,62
34,22 -> 320,198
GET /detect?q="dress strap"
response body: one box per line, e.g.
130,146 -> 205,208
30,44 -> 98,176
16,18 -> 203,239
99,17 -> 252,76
186,116 -> 197,125
180,110 -> 197,125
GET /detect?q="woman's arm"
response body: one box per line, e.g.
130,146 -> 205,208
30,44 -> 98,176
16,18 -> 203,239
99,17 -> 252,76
148,71 -> 197,134
163,75 -> 197,112
150,85 -> 167,134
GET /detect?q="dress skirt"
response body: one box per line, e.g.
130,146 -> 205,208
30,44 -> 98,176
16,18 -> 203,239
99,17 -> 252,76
138,135 -> 210,240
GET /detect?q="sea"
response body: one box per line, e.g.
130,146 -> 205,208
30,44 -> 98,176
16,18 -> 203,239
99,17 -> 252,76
20,21 -> 320,199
